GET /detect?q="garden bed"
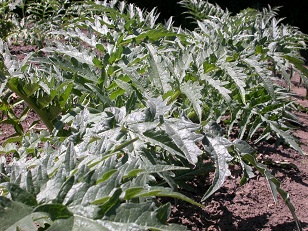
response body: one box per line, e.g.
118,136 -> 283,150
1,46 -> 307,231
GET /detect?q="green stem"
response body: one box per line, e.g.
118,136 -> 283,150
187,110 -> 199,122
168,89 -> 181,105
7,82 -> 54,132
110,137 -> 139,153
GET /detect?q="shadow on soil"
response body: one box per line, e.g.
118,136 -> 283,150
168,182 -> 307,231
235,217 -> 308,231
216,212 -> 269,230
170,202 -> 306,230
252,145 -> 308,188
272,167 -> 308,187
270,221 -> 308,231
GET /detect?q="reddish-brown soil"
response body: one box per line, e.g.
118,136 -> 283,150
168,73 -> 308,231
1,46 -> 308,231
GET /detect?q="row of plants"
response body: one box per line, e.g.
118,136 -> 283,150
1,0 -> 308,230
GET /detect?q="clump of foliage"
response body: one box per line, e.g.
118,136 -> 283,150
1,0 -> 71,46
0,0 -> 17,39
1,0 -> 307,230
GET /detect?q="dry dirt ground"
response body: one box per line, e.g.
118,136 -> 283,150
168,73 -> 308,231
0,45 -> 308,231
